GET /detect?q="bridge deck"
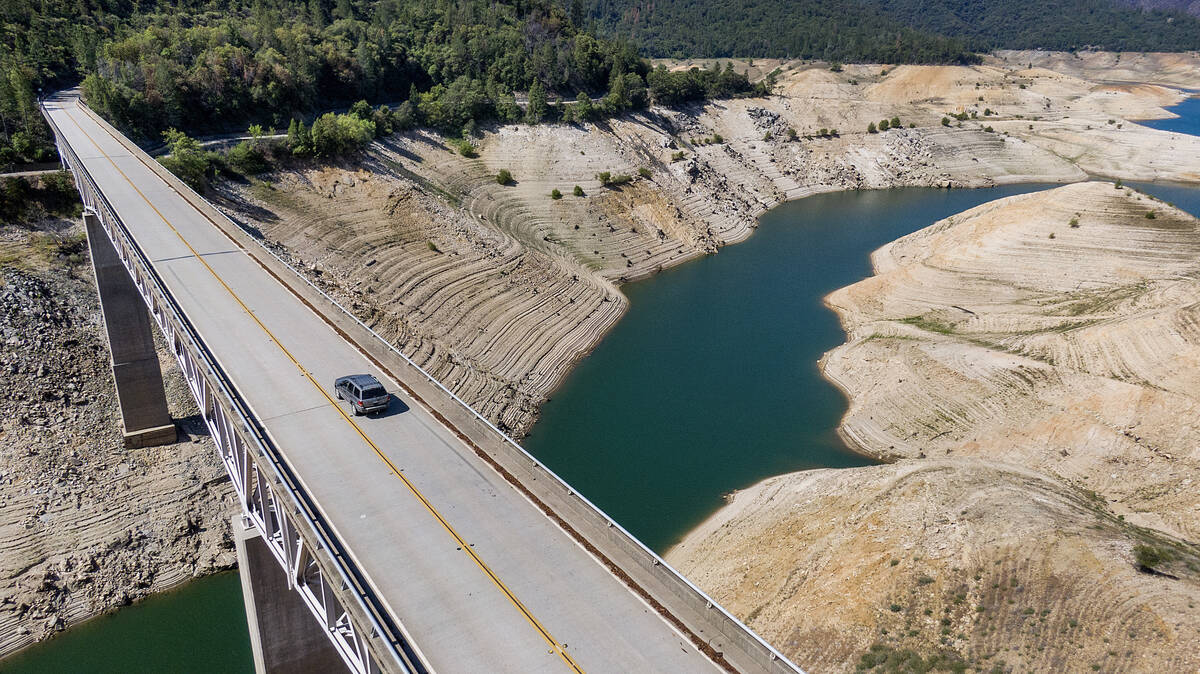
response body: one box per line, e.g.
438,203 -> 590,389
46,95 -> 719,673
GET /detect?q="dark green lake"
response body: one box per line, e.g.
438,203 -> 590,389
10,176 -> 1200,672
523,183 -> 1060,551
0,572 -> 251,673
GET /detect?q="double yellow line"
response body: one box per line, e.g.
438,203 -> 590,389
61,104 -> 584,673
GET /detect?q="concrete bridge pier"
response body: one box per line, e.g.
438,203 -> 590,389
233,516 -> 346,674
84,211 -> 177,448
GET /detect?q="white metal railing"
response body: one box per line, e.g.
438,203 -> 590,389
42,100 -> 424,674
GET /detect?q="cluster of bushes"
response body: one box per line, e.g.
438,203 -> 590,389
644,63 -> 769,107
946,110 -> 977,122
867,117 -> 902,133
0,171 -> 79,223
157,100 -> 408,192
596,171 -> 633,186
287,112 -> 376,158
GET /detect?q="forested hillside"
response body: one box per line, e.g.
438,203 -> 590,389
1113,0 -> 1200,17
0,0 -> 761,169
872,0 -> 1200,51
579,0 -> 1200,58
576,0 -> 980,63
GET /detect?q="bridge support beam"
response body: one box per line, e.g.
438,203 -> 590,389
234,516 -> 345,674
84,211 -> 176,448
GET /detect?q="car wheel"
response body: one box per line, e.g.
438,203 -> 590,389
336,390 -> 343,400
353,407 -> 362,416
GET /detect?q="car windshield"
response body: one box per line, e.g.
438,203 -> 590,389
361,387 -> 386,399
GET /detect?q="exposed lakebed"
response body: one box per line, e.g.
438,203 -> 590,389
524,184 -> 1061,551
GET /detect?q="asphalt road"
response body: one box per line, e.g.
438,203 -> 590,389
45,94 -> 719,674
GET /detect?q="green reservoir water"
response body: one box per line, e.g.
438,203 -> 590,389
10,177 -> 1200,672
0,572 -> 251,673
524,183 -> 1059,551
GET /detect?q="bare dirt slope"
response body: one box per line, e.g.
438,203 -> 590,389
992,50 -> 1200,89
217,57 -> 1198,435
0,219 -> 236,657
668,459 -> 1200,674
824,182 -> 1200,541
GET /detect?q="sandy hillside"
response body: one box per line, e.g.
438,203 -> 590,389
668,459 -> 1200,674
670,182 -> 1200,672
823,182 -> 1200,540
218,57 -> 1199,435
992,50 -> 1200,89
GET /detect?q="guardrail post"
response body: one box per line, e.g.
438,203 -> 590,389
84,209 -> 177,447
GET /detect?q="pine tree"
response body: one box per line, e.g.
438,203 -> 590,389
526,79 -> 547,124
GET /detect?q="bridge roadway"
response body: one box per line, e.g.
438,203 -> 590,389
45,95 -> 722,672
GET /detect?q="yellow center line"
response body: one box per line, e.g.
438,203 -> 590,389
59,103 -> 584,673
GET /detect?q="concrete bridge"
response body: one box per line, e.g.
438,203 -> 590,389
40,92 -> 803,674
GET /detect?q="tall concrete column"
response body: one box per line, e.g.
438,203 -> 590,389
233,516 -> 346,674
85,211 -> 177,448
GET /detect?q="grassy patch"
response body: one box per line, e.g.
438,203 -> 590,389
900,315 -> 955,335
1134,543 -> 1175,571
855,643 -> 968,673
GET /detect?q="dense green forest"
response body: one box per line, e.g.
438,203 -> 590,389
578,0 -> 1200,58
0,0 -> 761,171
576,0 -> 980,63
869,0 -> 1200,52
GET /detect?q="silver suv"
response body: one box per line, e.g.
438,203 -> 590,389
334,374 -> 390,416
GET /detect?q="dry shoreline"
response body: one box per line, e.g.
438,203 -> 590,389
4,50 -> 1200,662
0,215 -> 235,659
669,182 -> 1200,672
